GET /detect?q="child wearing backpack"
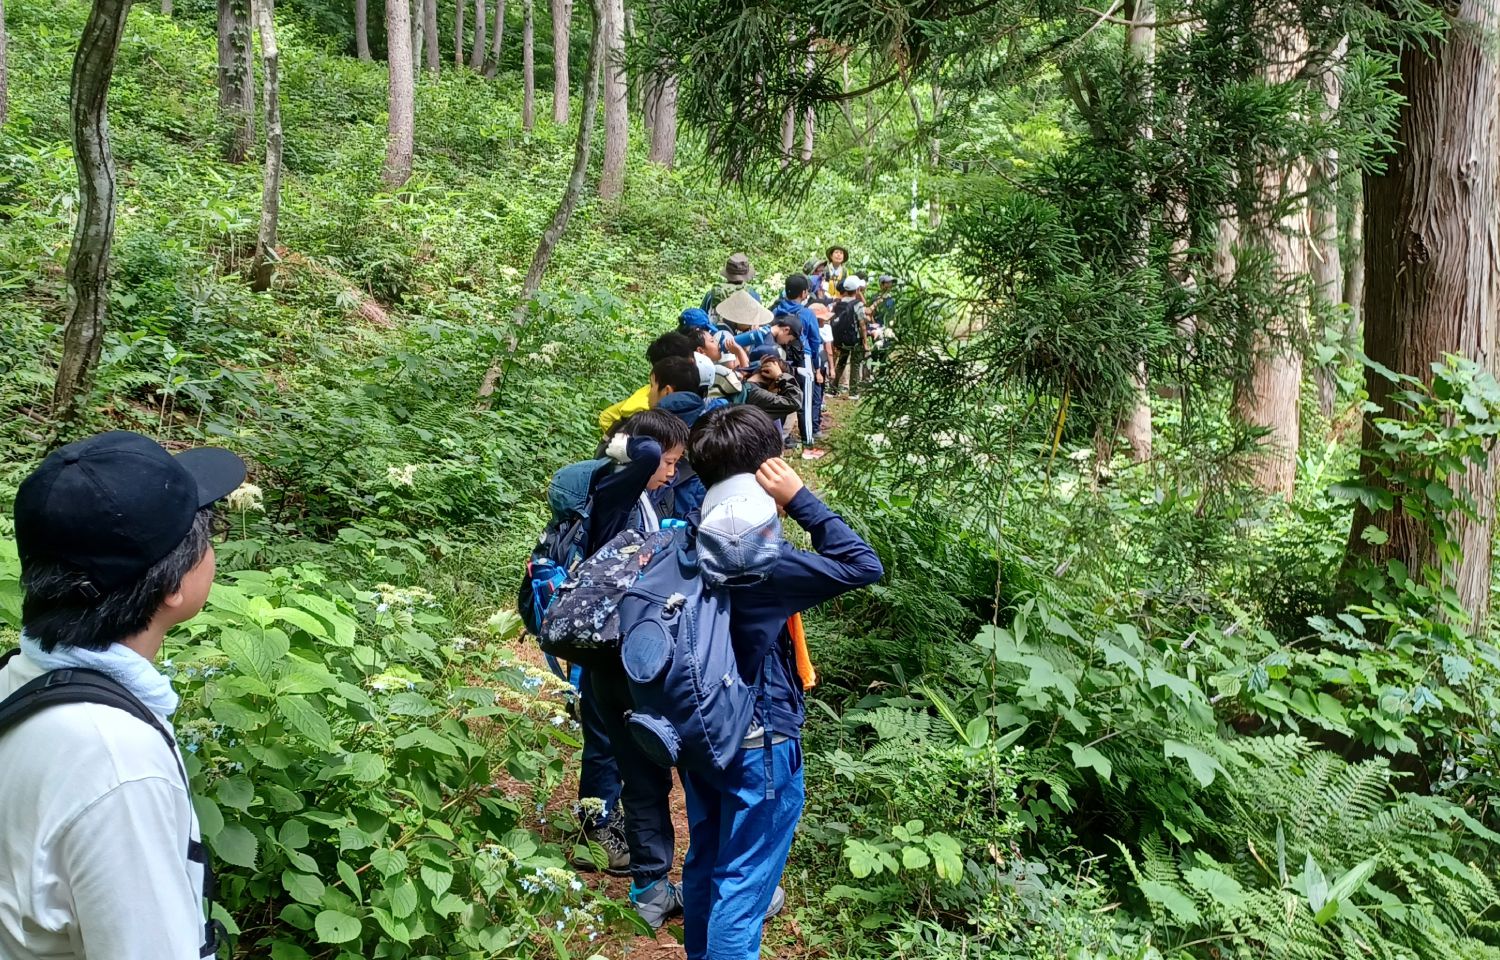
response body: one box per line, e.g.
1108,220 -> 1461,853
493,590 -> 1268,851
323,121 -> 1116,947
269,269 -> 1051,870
680,406 -> 884,960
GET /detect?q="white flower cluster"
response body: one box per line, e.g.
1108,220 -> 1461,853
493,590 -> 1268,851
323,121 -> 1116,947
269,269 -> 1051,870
225,482 -> 265,513
386,464 -> 420,488
366,672 -> 418,692
525,341 -> 565,367
374,584 -> 438,609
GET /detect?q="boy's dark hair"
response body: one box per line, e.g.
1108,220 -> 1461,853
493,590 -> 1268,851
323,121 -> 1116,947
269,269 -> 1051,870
652,355 -> 702,397
21,510 -> 214,653
647,331 -> 697,365
677,325 -> 714,350
620,409 -> 691,451
784,273 -> 810,300
688,406 -> 783,488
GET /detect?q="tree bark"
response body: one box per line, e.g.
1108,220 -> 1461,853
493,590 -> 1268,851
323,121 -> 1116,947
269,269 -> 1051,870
251,0 -> 282,293
522,0 -> 535,130
551,0 -> 570,123
478,0 -> 605,401
1342,189 -> 1364,329
779,104 -> 795,167
801,106 -> 813,162
598,0 -> 626,200
1231,18 -> 1310,498
1349,0 -> 1500,624
469,0 -> 486,69
53,0 -> 131,421
484,0 -> 505,76
648,74 -> 676,166
384,0 -> 416,185
1312,39 -> 1347,421
0,0 -> 8,129
160,0 -> 172,14
355,0 -> 371,60
422,0 -> 440,72
411,0 -> 425,79
216,0 -> 255,163
1117,0 -> 1154,465
454,0 -> 464,66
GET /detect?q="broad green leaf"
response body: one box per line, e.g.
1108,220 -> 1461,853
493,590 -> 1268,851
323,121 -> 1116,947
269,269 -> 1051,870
339,827 -> 374,853
901,845 -> 931,870
314,909 -> 362,944
348,752 -> 387,783
1141,880 -> 1202,924
209,698 -> 268,731
964,716 -> 988,749
1164,740 -> 1223,787
844,838 -> 889,879
283,870 -> 326,906
370,847 -> 409,877
432,892 -> 467,917
1067,742 -> 1113,782
279,819 -> 310,850
1303,854 -> 1330,914
213,823 -> 259,869
387,692 -> 441,717
272,606 -> 330,639
287,593 -> 358,646
336,859 -> 363,900
277,695 -> 334,749
276,655 -> 338,695
216,775 -> 254,812
192,795 -> 225,839
1359,524 -> 1389,545
1098,642 -> 1143,679
269,942 -> 311,960
389,879 -> 420,919
221,628 -> 279,683
1184,867 -> 1247,910
420,865 -> 453,898
393,728 -> 459,757
924,832 -> 964,883
371,906 -> 410,943
1148,667 -> 1201,705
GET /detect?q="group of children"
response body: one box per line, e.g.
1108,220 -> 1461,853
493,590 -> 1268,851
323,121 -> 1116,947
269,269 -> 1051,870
551,251 -> 888,959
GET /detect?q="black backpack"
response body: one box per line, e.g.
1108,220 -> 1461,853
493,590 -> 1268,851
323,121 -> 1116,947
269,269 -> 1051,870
831,299 -> 861,347
0,649 -> 226,958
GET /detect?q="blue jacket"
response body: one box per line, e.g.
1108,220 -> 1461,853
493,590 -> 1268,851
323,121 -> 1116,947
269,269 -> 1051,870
706,487 -> 883,738
586,437 -> 661,555
655,392 -> 713,519
772,297 -> 822,371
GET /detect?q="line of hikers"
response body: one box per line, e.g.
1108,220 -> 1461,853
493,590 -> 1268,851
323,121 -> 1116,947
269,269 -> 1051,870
0,251 -> 887,960
515,251 -> 890,955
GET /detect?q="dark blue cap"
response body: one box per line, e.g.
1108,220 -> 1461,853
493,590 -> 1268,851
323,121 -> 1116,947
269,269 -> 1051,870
13,431 -> 246,593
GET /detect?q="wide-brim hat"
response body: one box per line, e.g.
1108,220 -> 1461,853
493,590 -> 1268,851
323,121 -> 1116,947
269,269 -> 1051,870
810,302 -> 833,321
826,245 -> 849,261
722,253 -> 756,282
716,289 -> 773,328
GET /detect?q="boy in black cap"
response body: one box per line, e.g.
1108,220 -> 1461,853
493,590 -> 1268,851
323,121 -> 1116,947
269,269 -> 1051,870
0,430 -> 245,960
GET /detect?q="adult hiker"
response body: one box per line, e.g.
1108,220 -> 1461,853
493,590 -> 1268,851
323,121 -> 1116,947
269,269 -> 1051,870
0,430 -> 247,960
771,274 -> 825,458
831,275 -> 870,398
822,245 -> 850,300
701,253 -> 762,317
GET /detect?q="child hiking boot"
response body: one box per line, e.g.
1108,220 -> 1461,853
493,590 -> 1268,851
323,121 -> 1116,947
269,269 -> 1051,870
629,878 -> 685,930
572,820 -> 631,876
765,885 -> 786,920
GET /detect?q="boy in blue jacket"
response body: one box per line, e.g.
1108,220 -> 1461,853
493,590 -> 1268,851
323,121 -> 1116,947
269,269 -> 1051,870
682,406 -> 883,960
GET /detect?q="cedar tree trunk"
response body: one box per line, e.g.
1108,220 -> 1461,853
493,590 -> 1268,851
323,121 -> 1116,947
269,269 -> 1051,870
384,0 -> 415,185
648,74 -> 677,167
453,0 -> 464,66
355,0 -> 371,60
469,0 -> 486,69
53,0 -> 131,420
422,0 -> 439,72
521,0 -> 535,130
217,0 -> 255,162
1312,39 -> 1347,421
1349,0 -> 1500,623
1118,0 -> 1154,464
251,0 -> 282,292
484,0 -> 505,77
598,0 -> 626,200
551,0 -> 570,122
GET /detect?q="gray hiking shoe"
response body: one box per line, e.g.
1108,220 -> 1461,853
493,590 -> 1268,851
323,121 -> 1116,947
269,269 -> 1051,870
630,879 -> 684,930
765,885 -> 786,921
572,821 -> 631,876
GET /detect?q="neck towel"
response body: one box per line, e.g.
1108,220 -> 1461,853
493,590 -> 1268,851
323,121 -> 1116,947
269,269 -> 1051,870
20,633 -> 180,719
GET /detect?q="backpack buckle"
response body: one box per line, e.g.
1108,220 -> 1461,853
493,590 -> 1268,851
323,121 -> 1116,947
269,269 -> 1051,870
45,670 -> 75,687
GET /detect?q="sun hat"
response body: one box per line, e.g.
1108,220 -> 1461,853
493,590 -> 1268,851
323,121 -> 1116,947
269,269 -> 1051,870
809,302 -> 833,321
841,275 -> 868,293
826,245 -> 849,261
693,353 -> 717,390
696,474 -> 783,586
878,274 -> 897,284
716,289 -> 773,329
721,253 -> 755,282
14,431 -> 247,593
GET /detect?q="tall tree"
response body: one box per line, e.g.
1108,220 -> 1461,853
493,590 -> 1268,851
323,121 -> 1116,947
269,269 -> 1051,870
54,0 -> 131,420
1119,0 -> 1155,465
469,0 -> 487,69
422,0 -> 440,72
1231,17 -> 1311,498
356,0 -> 372,60
454,0 -> 464,66
251,0 -> 283,292
0,0 -> 8,129
1350,0 -> 1500,622
598,0 -> 626,199
648,75 -> 677,166
1312,41 -> 1347,421
384,0 -> 416,185
161,0 -> 172,15
479,0 -> 605,400
411,0 -> 426,78
484,0 -> 505,77
216,0 -> 255,162
551,0 -> 571,122
521,0 -> 535,130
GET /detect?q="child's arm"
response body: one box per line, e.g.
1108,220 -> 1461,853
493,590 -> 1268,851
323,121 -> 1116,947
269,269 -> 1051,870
586,436 -> 661,553
757,460 -> 883,612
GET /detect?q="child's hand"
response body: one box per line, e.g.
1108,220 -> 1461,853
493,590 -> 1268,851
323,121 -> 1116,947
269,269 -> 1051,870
756,457 -> 805,509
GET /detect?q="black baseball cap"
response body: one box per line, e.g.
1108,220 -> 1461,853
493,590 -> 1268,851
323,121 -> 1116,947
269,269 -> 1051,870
14,431 -> 247,593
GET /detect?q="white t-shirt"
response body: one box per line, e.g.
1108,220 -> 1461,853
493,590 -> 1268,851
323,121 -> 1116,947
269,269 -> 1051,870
819,323 -> 833,353
0,652 -> 207,960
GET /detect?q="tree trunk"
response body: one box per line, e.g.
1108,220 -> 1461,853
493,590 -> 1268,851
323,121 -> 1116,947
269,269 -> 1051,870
1231,19 -> 1310,499
483,0 -> 505,76
0,0 -> 8,129
54,0 -> 131,421
780,104 -> 795,167
551,0 -> 570,123
521,0 -> 535,130
411,0 -> 425,79
1342,188 -> 1364,329
454,0 -> 464,66
355,0 -> 371,60
641,71 -> 657,141
598,0 -> 626,200
478,0 -> 605,401
1116,0 -> 1154,465
384,0 -> 415,185
1312,39 -> 1347,422
422,0 -> 440,72
927,84 -> 943,226
251,0 -> 282,293
161,0 -> 172,14
648,74 -> 676,166
469,0 -> 486,69
216,0 -> 255,163
1349,0 -> 1500,624
801,105 -> 813,162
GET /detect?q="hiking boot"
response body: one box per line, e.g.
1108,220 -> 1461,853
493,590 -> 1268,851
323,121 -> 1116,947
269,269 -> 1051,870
800,447 -> 827,461
765,885 -> 786,921
630,879 -> 684,930
573,821 -> 631,876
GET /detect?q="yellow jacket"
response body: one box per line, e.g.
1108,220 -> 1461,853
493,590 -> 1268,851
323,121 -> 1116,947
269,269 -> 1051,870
598,384 -> 651,434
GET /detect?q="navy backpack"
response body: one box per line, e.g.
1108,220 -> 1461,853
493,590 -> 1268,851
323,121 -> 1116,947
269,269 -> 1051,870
615,534 -> 763,777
